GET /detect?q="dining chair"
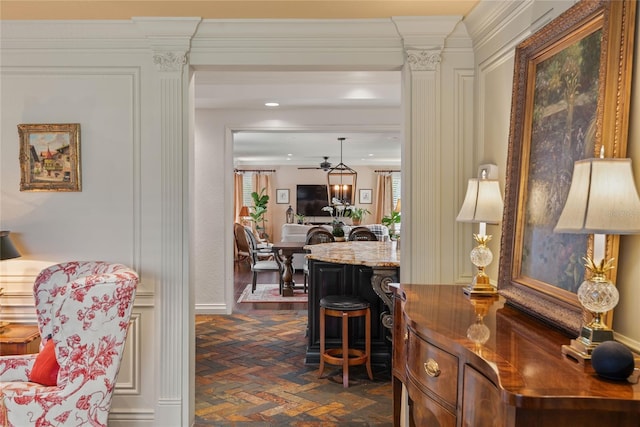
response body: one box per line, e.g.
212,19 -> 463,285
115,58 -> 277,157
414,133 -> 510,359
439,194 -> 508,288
347,226 -> 379,241
302,227 -> 336,290
236,222 -> 273,260
305,227 -> 335,245
244,227 -> 283,293
234,222 -> 252,264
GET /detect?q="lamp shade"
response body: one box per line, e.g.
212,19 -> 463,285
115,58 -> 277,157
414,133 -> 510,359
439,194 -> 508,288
239,206 -> 250,217
456,179 -> 504,224
554,158 -> 640,234
0,231 -> 21,260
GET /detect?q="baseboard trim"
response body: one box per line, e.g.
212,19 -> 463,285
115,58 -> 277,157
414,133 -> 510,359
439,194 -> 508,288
194,303 -> 228,315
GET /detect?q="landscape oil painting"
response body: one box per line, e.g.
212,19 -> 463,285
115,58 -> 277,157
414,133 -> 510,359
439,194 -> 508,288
520,30 -> 602,294
19,123 -> 81,192
498,0 -> 635,335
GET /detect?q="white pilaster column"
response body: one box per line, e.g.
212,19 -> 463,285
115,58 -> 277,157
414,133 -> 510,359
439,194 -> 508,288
403,49 -> 442,283
393,17 -> 466,284
133,17 -> 200,427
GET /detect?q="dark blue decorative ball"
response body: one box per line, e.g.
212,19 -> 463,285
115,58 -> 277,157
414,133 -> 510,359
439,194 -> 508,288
591,341 -> 635,381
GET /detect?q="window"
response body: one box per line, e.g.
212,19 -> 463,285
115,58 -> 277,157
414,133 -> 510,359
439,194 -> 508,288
392,172 -> 401,211
242,172 -> 254,207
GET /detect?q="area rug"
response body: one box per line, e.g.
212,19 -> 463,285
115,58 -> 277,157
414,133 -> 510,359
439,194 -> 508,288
237,283 -> 308,303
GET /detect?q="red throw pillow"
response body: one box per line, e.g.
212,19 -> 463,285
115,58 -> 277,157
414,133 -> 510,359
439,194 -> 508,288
28,338 -> 60,386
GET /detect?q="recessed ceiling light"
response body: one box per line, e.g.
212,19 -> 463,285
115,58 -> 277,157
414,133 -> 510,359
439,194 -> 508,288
265,102 -> 279,107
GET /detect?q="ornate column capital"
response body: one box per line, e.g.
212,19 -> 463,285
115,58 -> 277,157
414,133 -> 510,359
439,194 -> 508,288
132,17 -> 201,72
153,51 -> 188,72
406,49 -> 442,71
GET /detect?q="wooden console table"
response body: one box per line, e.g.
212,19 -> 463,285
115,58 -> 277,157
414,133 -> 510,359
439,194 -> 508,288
0,324 -> 41,356
393,284 -> 640,427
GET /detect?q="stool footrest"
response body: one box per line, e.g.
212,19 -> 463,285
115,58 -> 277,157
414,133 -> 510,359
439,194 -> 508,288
322,348 -> 368,367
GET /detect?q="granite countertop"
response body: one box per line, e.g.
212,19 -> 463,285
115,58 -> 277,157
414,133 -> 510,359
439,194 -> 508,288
305,241 -> 400,267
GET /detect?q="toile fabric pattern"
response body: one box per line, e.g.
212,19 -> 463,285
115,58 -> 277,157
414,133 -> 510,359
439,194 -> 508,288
0,261 -> 138,427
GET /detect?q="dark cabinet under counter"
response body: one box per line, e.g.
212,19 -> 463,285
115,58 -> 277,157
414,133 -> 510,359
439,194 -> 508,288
305,259 -> 394,368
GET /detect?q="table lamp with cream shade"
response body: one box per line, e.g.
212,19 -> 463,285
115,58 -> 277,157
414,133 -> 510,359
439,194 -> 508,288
0,231 -> 21,330
554,157 -> 640,360
456,171 -> 504,295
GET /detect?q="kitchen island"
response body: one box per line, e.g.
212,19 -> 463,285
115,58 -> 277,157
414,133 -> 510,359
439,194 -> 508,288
305,241 -> 400,368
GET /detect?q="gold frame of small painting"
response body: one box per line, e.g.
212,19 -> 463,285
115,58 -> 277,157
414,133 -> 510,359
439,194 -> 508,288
18,123 -> 81,192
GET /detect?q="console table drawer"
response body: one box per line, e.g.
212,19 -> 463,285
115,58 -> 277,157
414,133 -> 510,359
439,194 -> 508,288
406,376 -> 456,427
407,328 -> 458,407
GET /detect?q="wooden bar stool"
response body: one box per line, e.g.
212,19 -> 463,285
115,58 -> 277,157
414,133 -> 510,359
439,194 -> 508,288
319,295 -> 373,388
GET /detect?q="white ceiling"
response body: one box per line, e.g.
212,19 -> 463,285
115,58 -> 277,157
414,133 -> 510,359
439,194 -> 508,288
194,70 -> 402,167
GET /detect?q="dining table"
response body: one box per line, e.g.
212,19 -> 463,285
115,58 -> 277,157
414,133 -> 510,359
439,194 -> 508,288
271,241 -> 308,296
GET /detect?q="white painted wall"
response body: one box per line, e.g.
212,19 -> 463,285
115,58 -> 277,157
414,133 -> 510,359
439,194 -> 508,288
220,163 -> 386,276
260,165 -> 387,241
0,22 -> 161,424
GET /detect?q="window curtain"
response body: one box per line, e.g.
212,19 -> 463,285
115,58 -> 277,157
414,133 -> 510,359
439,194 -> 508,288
252,173 -> 273,241
374,173 -> 393,223
233,173 -> 244,260
234,173 -> 244,224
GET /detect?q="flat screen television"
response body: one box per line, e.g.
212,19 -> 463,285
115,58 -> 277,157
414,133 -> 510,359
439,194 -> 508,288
296,185 -> 330,217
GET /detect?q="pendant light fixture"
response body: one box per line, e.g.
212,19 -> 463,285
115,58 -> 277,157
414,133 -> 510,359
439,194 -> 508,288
326,137 -> 357,205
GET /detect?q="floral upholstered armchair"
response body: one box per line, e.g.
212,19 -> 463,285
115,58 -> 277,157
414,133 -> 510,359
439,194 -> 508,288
0,261 -> 138,427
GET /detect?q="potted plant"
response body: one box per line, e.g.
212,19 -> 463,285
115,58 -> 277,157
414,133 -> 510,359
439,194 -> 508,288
249,188 -> 269,240
350,207 -> 371,225
322,200 -> 351,241
295,213 -> 305,224
331,220 -> 346,241
381,210 -> 401,239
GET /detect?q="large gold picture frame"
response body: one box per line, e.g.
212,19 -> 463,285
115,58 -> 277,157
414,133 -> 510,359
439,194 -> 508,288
498,0 -> 636,335
18,123 -> 82,192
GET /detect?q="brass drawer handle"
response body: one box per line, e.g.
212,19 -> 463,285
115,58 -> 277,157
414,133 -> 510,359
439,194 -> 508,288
424,358 -> 440,377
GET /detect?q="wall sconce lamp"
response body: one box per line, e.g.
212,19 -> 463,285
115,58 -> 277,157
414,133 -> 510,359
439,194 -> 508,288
457,171 -> 504,296
554,157 -> 640,360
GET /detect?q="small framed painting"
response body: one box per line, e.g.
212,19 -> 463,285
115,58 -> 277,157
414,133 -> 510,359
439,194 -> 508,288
18,123 -> 81,192
276,189 -> 290,204
359,189 -> 372,204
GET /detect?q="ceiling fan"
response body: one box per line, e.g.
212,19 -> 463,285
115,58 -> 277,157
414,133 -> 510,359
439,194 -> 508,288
298,156 -> 332,171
